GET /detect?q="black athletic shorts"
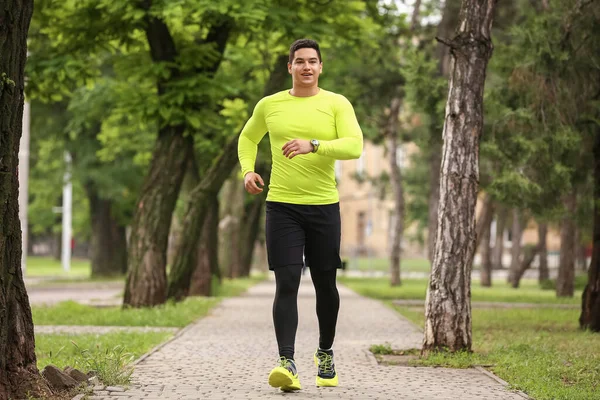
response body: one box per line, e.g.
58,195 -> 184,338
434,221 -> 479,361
265,201 -> 341,271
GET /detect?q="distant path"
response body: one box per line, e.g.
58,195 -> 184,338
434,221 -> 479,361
393,299 -> 579,309
26,281 -> 123,306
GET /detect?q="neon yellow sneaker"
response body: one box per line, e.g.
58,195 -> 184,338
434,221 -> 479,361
268,357 -> 301,392
314,349 -> 339,387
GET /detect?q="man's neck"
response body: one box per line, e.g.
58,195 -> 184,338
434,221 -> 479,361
289,85 -> 320,97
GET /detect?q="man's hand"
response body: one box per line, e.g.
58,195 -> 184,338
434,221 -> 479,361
282,139 -> 313,159
244,172 -> 264,194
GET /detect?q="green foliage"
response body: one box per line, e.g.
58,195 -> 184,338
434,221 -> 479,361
36,332 -> 171,385
369,342 -> 394,355
32,275 -> 265,326
71,341 -> 134,386
339,276 -> 582,304
483,0 -> 599,223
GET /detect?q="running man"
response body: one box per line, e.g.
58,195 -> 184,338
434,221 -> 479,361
237,39 -> 363,391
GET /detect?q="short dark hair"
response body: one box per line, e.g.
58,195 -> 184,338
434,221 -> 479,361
288,39 -> 322,64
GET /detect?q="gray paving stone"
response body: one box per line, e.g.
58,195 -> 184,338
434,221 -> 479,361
91,275 -> 528,399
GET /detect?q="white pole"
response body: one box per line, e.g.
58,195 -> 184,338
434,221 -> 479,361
18,100 -> 31,275
61,152 -> 72,272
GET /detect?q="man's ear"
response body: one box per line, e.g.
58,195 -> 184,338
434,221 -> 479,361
287,63 -> 292,74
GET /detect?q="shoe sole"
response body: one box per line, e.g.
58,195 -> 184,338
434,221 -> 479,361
314,354 -> 339,387
268,367 -> 301,391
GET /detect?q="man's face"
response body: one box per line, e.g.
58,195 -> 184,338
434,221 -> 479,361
288,48 -> 322,88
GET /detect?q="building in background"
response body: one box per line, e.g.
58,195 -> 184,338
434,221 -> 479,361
336,140 -> 566,269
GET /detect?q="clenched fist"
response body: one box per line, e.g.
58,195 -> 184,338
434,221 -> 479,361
244,172 -> 264,195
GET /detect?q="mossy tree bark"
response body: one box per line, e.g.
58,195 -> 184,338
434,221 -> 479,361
423,0 -> 497,354
124,14 -> 231,307
167,136 -> 241,300
0,1 -> 52,398
168,53 -> 289,299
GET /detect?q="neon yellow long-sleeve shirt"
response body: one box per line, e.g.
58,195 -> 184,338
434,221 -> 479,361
237,89 -> 363,205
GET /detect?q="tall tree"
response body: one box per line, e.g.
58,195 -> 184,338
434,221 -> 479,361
580,131 -> 600,331
423,0 -> 497,354
479,211 -> 493,287
167,53 -> 288,300
124,15 -> 233,307
491,206 -> 506,269
537,222 -> 549,282
557,192 -> 577,297
426,0 -> 461,261
507,209 -> 524,286
0,1 -> 51,398
386,1 -> 422,287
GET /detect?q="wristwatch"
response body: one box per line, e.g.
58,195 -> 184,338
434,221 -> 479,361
311,139 -> 320,153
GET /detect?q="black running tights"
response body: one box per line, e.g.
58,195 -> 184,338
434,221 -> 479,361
273,264 -> 340,360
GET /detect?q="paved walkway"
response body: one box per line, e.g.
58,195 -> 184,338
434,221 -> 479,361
86,275 -> 527,400
26,281 -> 123,306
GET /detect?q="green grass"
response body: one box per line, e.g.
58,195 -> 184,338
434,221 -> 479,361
347,257 -> 431,272
36,331 -> 172,385
339,276 -> 582,304
391,306 -> 600,400
32,275 -> 265,327
344,277 -> 598,399
25,256 -> 91,278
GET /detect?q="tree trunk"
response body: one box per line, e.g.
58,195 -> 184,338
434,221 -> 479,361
0,1 -> 52,398
557,192 -> 577,297
580,130 -> 600,331
427,0 -> 461,262
388,0 -> 422,284
86,184 -> 127,277
491,206 -> 507,269
512,244 -> 541,288
480,214 -> 493,287
124,16 -> 230,307
239,192 -> 266,277
168,53 -> 289,299
189,195 -> 220,296
538,222 -> 549,283
575,228 -> 587,271
225,175 -> 245,279
388,95 -> 404,287
507,209 -> 524,285
422,0 -> 497,355
167,137 -> 240,300
475,194 -> 495,252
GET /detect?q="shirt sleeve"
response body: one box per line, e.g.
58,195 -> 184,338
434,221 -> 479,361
238,98 -> 268,177
317,95 -> 363,160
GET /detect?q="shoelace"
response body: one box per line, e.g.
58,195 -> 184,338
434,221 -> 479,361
317,353 -> 334,374
278,356 -> 295,373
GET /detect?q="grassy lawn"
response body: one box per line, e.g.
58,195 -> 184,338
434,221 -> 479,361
346,257 -> 431,272
33,274 -> 266,387
393,305 -> 600,400
36,331 -> 173,385
25,256 -> 92,278
342,277 -> 598,400
339,276 -> 582,304
32,275 -> 265,327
